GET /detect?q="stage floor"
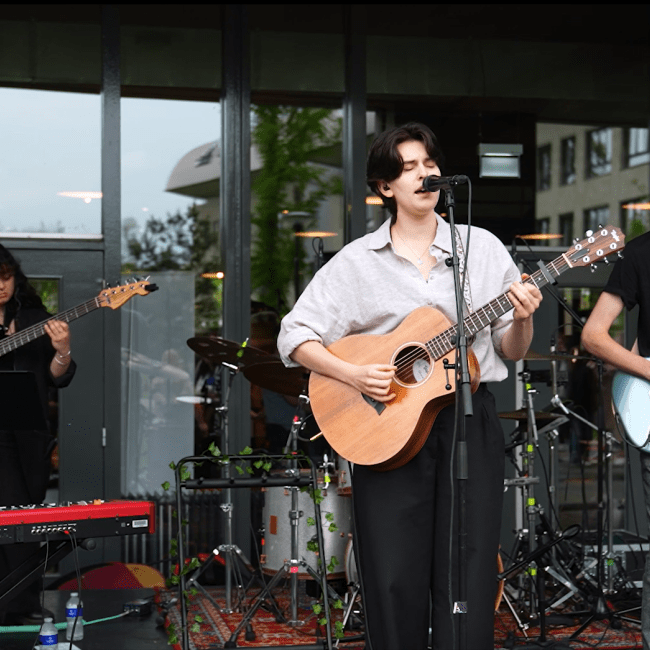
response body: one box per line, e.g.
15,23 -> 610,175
0,588 -> 169,650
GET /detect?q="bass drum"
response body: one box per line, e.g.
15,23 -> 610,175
262,471 -> 353,580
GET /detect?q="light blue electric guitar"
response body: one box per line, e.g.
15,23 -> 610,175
612,363 -> 650,452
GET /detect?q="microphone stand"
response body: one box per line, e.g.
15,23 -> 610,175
444,185 -> 473,650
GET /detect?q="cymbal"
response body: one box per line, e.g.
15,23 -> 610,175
243,360 -> 310,397
187,336 -> 270,367
498,409 -> 560,421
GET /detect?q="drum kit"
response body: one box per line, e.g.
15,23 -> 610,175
181,334 -> 361,636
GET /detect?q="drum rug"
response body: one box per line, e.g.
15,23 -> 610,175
156,584 -> 365,649
156,585 -> 642,649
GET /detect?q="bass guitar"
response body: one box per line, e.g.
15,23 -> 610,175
612,362 -> 650,452
309,226 -> 625,471
0,279 -> 158,358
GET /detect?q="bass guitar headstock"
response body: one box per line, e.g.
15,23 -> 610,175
98,279 -> 159,310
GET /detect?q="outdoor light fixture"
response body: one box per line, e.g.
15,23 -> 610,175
201,271 -> 224,279
365,196 -> 383,205
57,191 -> 103,203
478,144 -> 523,179
622,201 -> 650,210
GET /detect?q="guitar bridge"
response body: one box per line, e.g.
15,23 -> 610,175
362,393 -> 386,415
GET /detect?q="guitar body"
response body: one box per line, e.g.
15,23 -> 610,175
309,306 -> 481,471
611,360 -> 650,452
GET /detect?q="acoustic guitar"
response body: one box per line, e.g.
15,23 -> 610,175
0,279 -> 158,358
308,227 -> 625,471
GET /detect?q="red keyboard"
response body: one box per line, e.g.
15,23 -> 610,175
0,500 -> 155,544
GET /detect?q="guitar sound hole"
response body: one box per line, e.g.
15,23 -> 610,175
394,345 -> 431,386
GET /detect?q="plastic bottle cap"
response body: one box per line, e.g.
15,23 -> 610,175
44,617 -> 53,623
71,592 -> 78,596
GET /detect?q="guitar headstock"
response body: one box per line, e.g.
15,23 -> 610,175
98,280 -> 159,310
566,225 -> 625,269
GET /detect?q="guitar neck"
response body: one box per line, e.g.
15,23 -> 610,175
427,253 -> 572,359
0,297 -> 101,358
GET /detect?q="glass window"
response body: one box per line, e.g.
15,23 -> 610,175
625,127 -> 650,167
537,144 -> 551,191
535,217 -> 551,246
560,136 -> 576,185
586,127 -> 612,178
0,88 -> 101,235
583,206 -> 610,233
559,212 -> 574,247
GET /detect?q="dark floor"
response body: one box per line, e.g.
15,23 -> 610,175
0,588 -> 169,650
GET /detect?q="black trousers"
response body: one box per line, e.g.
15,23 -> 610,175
352,384 -> 505,650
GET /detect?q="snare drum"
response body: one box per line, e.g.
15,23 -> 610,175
261,470 -> 352,579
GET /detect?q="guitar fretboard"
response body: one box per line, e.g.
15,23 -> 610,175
425,254 -> 572,360
0,297 -> 101,358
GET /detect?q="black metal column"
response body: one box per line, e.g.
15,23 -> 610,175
220,4 -> 252,556
343,5 -> 368,245
100,4 -> 122,507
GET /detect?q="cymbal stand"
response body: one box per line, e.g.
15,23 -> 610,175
206,360 -> 252,613
503,372 -> 582,643
285,388 -> 312,626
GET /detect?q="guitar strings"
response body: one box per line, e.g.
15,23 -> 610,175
390,261 -> 569,377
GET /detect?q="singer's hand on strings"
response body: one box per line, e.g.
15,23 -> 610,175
508,274 -> 542,321
350,364 -> 397,402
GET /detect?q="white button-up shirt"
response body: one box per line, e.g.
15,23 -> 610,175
278,214 -> 521,383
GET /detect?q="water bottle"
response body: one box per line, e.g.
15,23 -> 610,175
38,617 -> 58,647
65,591 -> 84,641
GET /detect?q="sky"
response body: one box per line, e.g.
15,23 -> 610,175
0,87 -> 221,235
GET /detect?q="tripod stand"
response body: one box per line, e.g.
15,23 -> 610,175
501,370 -> 584,647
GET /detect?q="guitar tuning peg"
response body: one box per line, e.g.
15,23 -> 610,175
603,257 -> 609,264
585,230 -> 593,237
617,251 -> 624,259
590,263 -> 597,273
597,223 -> 603,230
573,237 -> 580,244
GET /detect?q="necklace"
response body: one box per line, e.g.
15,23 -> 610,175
394,227 -> 433,265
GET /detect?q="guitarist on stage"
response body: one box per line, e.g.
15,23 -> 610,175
582,230 -> 650,649
277,122 -> 542,650
0,243 -> 76,625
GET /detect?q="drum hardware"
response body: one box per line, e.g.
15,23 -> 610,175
186,336 -> 272,614
500,369 -> 588,641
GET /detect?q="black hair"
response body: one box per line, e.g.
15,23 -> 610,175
366,122 -> 445,222
0,244 -> 45,327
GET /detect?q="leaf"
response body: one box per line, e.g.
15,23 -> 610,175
306,517 -> 316,526
161,481 -> 170,491
208,442 -> 221,457
239,446 -> 253,455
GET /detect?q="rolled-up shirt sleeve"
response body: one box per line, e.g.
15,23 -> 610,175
278,262 -> 347,367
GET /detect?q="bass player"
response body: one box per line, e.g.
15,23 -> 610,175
277,122 -> 542,650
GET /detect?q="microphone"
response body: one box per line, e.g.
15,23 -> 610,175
422,174 -> 469,192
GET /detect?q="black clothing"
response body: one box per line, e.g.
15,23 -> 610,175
0,305 -> 76,619
604,231 -> 650,357
352,384 -> 505,650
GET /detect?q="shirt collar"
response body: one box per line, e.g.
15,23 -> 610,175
367,213 -> 453,252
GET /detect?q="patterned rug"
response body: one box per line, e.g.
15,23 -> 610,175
157,584 -> 643,649
157,583 -> 365,649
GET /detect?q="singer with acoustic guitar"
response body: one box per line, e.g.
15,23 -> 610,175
277,122 -> 542,650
